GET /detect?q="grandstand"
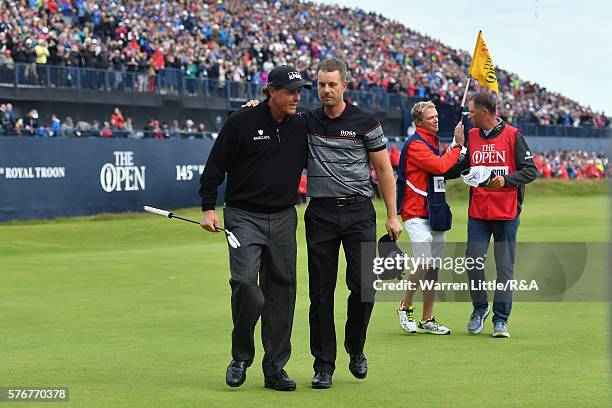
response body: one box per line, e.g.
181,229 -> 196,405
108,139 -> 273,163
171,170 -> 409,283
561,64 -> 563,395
0,0 -> 610,140
0,0 -> 610,222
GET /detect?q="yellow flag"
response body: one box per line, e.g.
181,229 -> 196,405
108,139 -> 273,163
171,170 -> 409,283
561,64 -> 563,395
469,31 -> 499,94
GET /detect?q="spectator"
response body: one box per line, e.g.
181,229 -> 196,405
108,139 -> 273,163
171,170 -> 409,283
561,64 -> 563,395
184,119 -> 196,138
388,143 -> 400,171
23,39 -> 37,82
1,103 -> 15,134
197,122 -> 206,138
14,117 -> 23,136
24,109 -> 39,135
142,118 -> 154,138
90,120 -> 101,137
124,116 -> 135,138
153,120 -> 164,139
1,49 -> 15,72
35,38 -> 50,65
170,119 -> 182,138
50,113 -> 61,137
161,121 -> 171,139
37,124 -> 50,137
61,116 -> 75,137
111,107 -> 124,130
101,121 -> 113,137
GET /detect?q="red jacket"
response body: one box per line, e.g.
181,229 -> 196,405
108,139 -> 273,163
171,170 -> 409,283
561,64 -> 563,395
400,127 -> 461,221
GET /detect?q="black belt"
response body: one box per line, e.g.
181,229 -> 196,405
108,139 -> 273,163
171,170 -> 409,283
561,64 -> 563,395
311,196 -> 370,207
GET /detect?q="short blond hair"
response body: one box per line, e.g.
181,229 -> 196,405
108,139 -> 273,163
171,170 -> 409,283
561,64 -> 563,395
411,101 -> 436,123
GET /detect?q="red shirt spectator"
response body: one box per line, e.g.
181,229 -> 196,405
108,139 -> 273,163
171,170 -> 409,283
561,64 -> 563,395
534,154 -> 543,175
388,144 -> 400,169
45,0 -> 58,14
101,124 -> 113,138
557,165 -> 569,180
111,108 -> 124,130
585,163 -> 602,179
152,48 -> 165,70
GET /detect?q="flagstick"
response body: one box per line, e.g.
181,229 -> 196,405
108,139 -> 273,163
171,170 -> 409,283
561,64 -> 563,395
460,76 -> 472,108
453,75 -> 472,145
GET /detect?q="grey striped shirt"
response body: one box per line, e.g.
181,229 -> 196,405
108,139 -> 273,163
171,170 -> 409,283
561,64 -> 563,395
303,103 -> 387,198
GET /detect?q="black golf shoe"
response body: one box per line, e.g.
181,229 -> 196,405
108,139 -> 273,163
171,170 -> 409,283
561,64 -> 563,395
264,369 -> 296,391
226,360 -> 249,387
311,371 -> 333,389
349,353 -> 368,379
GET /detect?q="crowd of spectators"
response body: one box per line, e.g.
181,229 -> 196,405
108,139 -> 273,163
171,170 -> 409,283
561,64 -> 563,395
0,103 -> 211,138
0,0 -> 609,128
2,100 -> 608,180
385,143 -> 610,181
535,150 -> 609,180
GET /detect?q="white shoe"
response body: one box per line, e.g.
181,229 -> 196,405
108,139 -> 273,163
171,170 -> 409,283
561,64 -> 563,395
417,316 -> 451,335
397,303 -> 417,334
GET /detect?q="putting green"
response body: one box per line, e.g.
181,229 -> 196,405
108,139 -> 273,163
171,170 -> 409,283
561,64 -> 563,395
1,194 -> 609,407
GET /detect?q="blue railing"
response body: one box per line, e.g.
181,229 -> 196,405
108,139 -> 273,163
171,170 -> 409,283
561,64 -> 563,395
514,120 -> 610,138
0,63 -> 412,109
0,127 -> 215,139
0,63 -> 610,138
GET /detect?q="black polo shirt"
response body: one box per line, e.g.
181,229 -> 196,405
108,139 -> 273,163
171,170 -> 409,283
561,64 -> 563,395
199,101 -> 308,213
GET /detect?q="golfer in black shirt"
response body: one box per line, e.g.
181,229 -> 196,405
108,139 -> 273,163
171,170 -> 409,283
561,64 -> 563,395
199,65 -> 310,391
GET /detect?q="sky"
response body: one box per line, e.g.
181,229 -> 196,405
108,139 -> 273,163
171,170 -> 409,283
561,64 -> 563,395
317,0 -> 612,114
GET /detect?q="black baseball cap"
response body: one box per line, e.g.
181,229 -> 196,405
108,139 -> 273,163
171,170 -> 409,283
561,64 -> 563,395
268,65 -> 312,90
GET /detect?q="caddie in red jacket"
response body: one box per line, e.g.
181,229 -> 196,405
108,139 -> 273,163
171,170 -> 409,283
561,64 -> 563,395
448,92 -> 537,338
395,101 -> 466,335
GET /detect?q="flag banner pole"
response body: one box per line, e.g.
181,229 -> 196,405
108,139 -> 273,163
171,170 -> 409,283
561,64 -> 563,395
454,75 -> 471,145
461,76 -> 472,108
456,30 -> 500,143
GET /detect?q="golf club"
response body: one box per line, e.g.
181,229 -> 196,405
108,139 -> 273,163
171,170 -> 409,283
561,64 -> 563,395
143,206 -> 241,248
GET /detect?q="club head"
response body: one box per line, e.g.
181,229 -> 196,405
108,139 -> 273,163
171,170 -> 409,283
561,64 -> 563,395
225,230 -> 241,249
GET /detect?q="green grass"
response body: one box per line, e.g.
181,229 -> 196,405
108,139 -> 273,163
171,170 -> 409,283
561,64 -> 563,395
0,193 -> 609,407
444,178 -> 608,201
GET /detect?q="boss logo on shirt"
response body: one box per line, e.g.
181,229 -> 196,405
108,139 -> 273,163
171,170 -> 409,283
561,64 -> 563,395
340,130 -> 357,137
253,129 -> 270,141
288,71 -> 302,80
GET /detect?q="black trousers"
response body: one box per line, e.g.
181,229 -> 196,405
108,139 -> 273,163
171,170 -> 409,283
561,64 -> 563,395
223,206 -> 297,377
305,199 -> 376,374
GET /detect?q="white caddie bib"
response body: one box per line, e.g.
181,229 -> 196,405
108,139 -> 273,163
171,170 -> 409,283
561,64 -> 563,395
433,176 -> 446,193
